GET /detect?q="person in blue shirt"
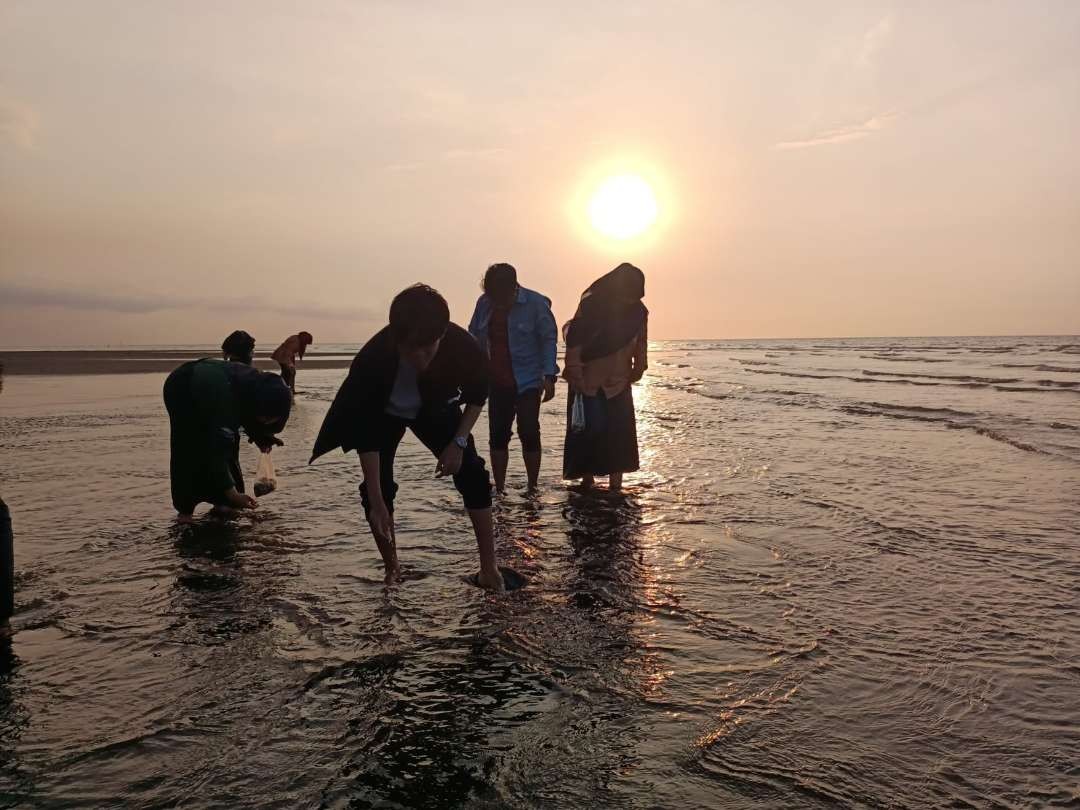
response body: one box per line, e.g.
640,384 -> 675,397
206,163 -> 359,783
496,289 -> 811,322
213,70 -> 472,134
468,263 -> 559,493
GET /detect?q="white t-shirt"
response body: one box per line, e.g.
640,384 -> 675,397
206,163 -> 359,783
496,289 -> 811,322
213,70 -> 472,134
384,360 -> 422,420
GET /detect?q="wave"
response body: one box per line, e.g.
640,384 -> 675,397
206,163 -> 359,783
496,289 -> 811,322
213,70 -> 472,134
1036,379 -> 1080,389
998,363 -> 1080,374
744,367 -> 1078,394
1050,422 -> 1080,431
841,402 -> 1052,456
861,369 -> 1020,384
732,359 -> 778,366
859,354 -> 953,363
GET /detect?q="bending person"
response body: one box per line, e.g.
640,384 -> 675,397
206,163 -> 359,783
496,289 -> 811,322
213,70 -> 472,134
562,263 -> 649,492
468,263 -> 559,493
310,284 -> 504,591
272,331 -> 313,394
163,359 -> 291,523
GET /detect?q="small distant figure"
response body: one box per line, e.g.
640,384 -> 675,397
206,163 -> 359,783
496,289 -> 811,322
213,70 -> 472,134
272,331 -> 314,394
562,263 -> 648,492
163,359 -> 291,523
310,284 -> 505,591
468,263 -> 559,493
221,330 -> 256,365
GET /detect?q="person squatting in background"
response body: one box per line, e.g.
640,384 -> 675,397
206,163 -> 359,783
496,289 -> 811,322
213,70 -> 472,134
222,330 -> 256,365
272,331 -> 314,394
163,358 -> 291,523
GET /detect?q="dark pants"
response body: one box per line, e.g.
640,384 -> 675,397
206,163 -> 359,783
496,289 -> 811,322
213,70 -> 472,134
279,364 -> 296,393
359,405 -> 492,515
0,499 -> 13,623
488,386 -> 542,452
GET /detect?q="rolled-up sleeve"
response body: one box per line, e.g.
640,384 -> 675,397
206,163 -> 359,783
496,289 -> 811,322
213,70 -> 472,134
537,298 -> 560,377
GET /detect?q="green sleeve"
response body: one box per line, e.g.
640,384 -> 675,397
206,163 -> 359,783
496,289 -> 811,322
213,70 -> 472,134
190,361 -> 239,494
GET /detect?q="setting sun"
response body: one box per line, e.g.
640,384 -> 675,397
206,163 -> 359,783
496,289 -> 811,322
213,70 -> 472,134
588,174 -> 659,240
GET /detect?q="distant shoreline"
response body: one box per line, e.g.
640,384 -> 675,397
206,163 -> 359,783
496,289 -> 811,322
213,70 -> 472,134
0,351 -> 354,376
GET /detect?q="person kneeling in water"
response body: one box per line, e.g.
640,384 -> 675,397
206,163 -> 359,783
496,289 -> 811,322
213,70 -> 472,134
163,359 -> 291,522
310,284 -> 504,591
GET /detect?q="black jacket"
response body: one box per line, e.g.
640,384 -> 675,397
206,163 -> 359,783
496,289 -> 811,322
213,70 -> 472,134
310,324 -> 488,461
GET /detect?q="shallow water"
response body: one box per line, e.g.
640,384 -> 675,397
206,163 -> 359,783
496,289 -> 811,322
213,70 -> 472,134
1,336 -> 1078,808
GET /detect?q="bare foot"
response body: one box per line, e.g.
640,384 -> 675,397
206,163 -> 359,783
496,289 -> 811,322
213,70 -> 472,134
474,568 -> 505,593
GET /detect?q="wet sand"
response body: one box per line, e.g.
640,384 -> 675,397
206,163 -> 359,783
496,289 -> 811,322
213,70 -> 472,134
0,350 -> 353,376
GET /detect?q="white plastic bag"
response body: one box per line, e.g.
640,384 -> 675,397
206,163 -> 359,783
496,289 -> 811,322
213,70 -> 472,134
253,451 -> 278,496
570,392 -> 587,433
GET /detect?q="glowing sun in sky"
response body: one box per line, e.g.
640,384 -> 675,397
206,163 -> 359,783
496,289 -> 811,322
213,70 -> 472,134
588,174 -> 659,240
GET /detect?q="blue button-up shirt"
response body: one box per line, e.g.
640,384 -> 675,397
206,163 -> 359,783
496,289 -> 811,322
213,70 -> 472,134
468,286 -> 560,393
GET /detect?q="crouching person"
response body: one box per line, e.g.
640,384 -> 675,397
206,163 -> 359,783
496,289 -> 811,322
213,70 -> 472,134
163,359 -> 291,522
310,284 -> 504,591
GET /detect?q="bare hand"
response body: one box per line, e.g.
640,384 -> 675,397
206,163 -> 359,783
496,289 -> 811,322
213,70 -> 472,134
542,377 -> 557,403
226,489 -> 258,510
369,500 -> 394,544
253,435 -> 284,452
436,443 -> 464,477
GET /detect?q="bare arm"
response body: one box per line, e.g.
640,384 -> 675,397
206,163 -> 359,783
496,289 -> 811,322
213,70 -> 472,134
436,404 -> 483,478
360,451 -> 397,577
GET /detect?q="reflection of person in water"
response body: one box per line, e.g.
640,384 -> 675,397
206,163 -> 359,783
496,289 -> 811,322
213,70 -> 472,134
221,330 -> 256,365
163,359 -> 291,523
562,263 -> 649,492
310,284 -> 505,591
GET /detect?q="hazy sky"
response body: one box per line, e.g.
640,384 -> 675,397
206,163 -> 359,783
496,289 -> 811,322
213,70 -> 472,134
2,1 -> 1078,345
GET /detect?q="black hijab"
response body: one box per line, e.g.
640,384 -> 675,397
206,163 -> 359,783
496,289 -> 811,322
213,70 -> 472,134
223,363 -> 292,439
563,263 -> 648,362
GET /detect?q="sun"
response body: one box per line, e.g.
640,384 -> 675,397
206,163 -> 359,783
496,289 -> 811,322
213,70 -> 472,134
587,174 -> 658,240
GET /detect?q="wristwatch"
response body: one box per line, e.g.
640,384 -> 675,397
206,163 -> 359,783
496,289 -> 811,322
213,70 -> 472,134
453,436 -> 468,450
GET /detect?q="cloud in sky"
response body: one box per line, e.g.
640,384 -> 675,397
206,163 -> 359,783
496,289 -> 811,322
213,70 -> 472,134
857,13 -> 895,69
0,282 -> 374,323
0,92 -> 39,149
774,112 -> 897,150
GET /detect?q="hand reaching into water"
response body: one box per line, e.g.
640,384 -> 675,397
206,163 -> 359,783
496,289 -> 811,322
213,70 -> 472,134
226,488 -> 258,510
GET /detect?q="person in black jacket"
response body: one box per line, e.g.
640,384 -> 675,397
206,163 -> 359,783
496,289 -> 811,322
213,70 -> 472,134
311,284 -> 504,591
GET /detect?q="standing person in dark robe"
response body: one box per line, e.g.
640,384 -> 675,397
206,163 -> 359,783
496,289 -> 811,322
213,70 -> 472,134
562,263 -> 649,492
163,359 -> 291,523
310,284 -> 504,591
221,330 -> 256,365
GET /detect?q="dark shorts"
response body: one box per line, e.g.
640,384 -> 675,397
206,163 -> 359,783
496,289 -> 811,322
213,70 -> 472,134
359,404 -> 492,515
488,386 -> 542,452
